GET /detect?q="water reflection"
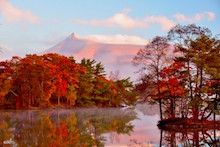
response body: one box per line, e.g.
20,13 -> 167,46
0,108 -> 137,146
160,129 -> 220,147
0,107 -> 219,146
135,103 -> 220,147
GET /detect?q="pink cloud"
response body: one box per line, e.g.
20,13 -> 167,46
82,34 -> 148,45
205,12 -> 215,21
144,16 -> 175,31
174,11 -> 215,23
173,14 -> 191,22
0,0 -> 40,24
75,9 -> 176,31
75,9 -> 147,29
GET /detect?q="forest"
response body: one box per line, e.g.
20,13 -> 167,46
134,24 -> 220,126
0,53 -> 136,108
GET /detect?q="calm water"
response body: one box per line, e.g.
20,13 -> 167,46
0,103 -> 219,146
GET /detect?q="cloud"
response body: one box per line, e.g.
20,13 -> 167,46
82,34 -> 148,45
75,9 -> 175,30
205,12 -> 215,21
144,16 -> 175,31
174,11 -> 215,23
75,9 -> 147,29
0,0 -> 40,24
75,9 -> 215,31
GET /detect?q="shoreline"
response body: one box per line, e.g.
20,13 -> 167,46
0,104 -> 128,110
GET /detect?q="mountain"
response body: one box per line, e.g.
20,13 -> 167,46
43,33 -> 144,81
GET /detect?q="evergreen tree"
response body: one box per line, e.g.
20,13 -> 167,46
168,24 -> 212,120
76,59 -> 96,106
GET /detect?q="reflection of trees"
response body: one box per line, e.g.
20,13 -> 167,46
0,112 -> 13,145
0,108 -> 137,146
73,108 -> 137,146
160,129 -> 220,146
0,111 -> 79,146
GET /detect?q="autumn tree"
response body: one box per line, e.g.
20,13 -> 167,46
0,57 -> 21,107
133,36 -> 170,120
0,59 -> 15,103
42,53 -> 84,106
159,62 -> 187,119
13,54 -> 57,107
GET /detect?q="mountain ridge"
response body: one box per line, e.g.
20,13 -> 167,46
43,33 -> 144,81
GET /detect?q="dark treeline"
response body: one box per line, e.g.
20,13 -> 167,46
133,24 -> 220,123
0,53 -> 137,108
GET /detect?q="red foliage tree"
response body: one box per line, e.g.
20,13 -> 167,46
158,62 -> 187,119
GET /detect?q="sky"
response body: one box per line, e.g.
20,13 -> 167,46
0,0 -> 219,66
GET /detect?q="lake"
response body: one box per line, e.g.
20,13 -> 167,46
0,103 -> 219,146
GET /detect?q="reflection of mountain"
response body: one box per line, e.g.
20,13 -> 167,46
43,33 -> 144,80
135,102 -> 159,116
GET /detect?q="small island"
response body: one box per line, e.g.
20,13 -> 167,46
133,24 -> 220,130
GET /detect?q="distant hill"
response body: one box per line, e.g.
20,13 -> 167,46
43,33 -> 144,81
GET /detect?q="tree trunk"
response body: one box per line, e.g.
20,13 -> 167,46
214,93 -> 217,121
28,98 -> 31,108
199,66 -> 203,97
193,130 -> 199,147
159,100 -> 163,120
170,98 -> 174,119
160,129 -> 163,147
171,132 -> 176,147
158,83 -> 163,120
58,96 -> 60,107
157,71 -> 163,120
187,61 -> 193,100
193,100 -> 199,120
173,97 -> 176,119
